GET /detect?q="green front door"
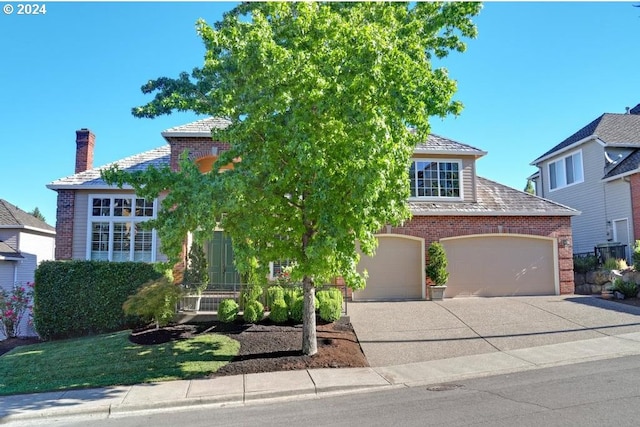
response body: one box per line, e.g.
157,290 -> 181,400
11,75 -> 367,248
207,231 -> 240,289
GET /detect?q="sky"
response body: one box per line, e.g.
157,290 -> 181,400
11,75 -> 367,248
1,1 -> 638,227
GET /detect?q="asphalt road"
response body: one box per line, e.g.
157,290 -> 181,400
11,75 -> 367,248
20,354 -> 640,427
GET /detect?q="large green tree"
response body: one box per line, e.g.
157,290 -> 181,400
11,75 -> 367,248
105,2 -> 480,355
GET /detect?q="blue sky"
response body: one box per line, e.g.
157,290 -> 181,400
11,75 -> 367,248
1,2 -> 638,226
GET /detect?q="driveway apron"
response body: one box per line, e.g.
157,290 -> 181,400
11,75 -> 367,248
347,295 -> 640,367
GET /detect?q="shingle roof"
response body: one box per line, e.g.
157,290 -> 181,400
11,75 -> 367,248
603,148 -> 640,179
0,240 -> 23,259
415,134 -> 487,156
533,112 -> 640,163
409,176 -> 578,216
47,146 -> 170,189
161,117 -> 231,137
0,199 -> 55,232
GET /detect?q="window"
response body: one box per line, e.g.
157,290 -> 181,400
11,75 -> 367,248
88,196 -> 156,262
409,160 -> 461,199
549,151 -> 583,191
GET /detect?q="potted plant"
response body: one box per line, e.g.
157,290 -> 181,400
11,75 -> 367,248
181,244 -> 209,310
426,241 -> 448,301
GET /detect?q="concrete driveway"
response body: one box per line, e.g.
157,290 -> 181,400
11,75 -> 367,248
348,295 -> 640,367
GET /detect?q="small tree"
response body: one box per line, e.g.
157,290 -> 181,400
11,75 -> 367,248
122,277 -> 183,329
426,242 -> 449,286
524,179 -> 535,195
182,244 -> 209,294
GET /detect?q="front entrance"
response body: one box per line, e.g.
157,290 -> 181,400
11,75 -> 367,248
612,218 -> 630,262
206,231 -> 240,288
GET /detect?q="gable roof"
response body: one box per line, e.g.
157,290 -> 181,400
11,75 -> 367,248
409,176 -> 578,217
0,240 -> 23,260
161,117 -> 231,138
533,106 -> 640,164
0,199 -> 55,233
416,134 -> 487,157
603,148 -> 640,180
47,146 -> 170,190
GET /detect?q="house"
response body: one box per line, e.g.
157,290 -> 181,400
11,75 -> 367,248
530,103 -> 640,263
0,199 -> 55,338
48,119 -> 577,300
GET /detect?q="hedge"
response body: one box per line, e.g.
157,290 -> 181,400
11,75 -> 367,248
34,260 -> 163,340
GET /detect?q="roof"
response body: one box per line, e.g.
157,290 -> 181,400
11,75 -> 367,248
603,148 -> 640,180
409,176 -> 578,217
161,117 -> 231,138
0,199 -> 55,232
0,240 -> 23,260
47,146 -> 170,190
533,106 -> 640,164
415,134 -> 487,157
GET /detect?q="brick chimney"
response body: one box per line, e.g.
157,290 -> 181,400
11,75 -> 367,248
75,128 -> 95,173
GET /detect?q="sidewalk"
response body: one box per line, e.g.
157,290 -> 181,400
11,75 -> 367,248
4,330 -> 640,424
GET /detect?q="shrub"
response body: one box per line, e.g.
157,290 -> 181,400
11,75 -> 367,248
123,277 -> 183,329
634,240 -> 640,271
269,299 -> 289,323
573,254 -> 597,274
289,296 -> 304,323
0,283 -> 34,339
319,298 -> 342,322
266,285 -> 285,310
34,261 -> 163,340
613,278 -> 638,299
182,244 -> 209,294
603,257 -> 620,271
242,285 -> 263,304
217,299 -> 239,323
426,241 -> 449,286
243,300 -> 264,323
284,286 -> 302,308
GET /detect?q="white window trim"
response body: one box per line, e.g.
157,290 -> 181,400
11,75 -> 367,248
85,194 -> 158,262
548,149 -> 584,192
408,158 -> 464,201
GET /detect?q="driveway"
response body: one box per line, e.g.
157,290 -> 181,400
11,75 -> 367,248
348,295 -> 640,367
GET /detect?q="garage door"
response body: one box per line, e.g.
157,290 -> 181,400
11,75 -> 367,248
440,234 -> 558,297
353,235 -> 425,301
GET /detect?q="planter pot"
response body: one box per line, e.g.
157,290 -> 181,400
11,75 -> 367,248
180,294 -> 202,311
429,286 -> 446,301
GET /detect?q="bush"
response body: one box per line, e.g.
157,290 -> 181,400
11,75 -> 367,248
243,300 -> 264,323
218,299 -> 239,323
573,254 -> 597,274
284,286 -> 302,308
603,257 -> 620,271
319,298 -> 342,322
634,241 -> 640,271
266,285 -> 285,310
242,285 -> 263,304
289,296 -> 304,323
426,242 -> 449,286
34,261 -> 163,340
182,244 -> 209,294
269,299 -> 289,323
123,277 -> 183,329
613,278 -> 638,299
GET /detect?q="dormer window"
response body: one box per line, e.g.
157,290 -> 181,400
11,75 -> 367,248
549,150 -> 583,191
409,160 -> 462,199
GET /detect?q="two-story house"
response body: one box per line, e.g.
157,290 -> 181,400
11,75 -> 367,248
48,118 -> 577,300
531,103 -> 640,263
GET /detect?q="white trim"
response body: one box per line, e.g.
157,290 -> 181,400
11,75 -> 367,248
531,135 -> 597,165
0,225 -> 55,236
409,209 -> 579,217
440,233 -> 560,295
161,131 -> 213,138
611,218 -> 631,260
408,158 -> 464,201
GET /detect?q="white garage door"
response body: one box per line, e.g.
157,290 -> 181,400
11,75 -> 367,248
353,235 -> 425,301
440,234 -> 558,297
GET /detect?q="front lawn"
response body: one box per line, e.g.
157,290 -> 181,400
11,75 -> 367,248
0,330 -> 239,396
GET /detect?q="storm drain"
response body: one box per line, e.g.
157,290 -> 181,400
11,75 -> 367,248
425,384 -> 464,392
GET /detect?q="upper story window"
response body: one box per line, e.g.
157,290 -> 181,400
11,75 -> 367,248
88,195 -> 157,262
549,150 -> 583,191
409,160 -> 462,199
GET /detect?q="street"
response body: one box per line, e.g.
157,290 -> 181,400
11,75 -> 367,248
18,354 -> 640,427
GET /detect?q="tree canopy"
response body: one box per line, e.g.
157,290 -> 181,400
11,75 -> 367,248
104,2 -> 481,355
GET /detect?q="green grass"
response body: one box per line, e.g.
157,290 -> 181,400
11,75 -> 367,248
0,331 -> 240,396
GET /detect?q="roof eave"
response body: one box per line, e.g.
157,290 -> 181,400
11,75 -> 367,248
161,131 -> 213,139
0,225 -> 55,235
413,148 -> 487,157
531,135 -> 598,166
47,183 -> 135,191
602,167 -> 640,183
410,209 -> 579,217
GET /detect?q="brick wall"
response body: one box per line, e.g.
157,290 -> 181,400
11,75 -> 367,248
165,137 -> 231,171
390,215 -> 575,294
54,190 -> 75,260
75,129 -> 95,173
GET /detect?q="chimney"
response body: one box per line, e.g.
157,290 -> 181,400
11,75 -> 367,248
75,128 -> 95,173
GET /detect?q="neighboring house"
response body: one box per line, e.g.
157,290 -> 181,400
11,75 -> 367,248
530,103 -> 640,262
48,119 -> 577,301
0,199 -> 55,338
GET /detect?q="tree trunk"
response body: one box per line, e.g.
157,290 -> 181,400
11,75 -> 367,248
302,275 -> 317,356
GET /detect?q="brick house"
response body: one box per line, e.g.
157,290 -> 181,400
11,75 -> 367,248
48,118 -> 577,300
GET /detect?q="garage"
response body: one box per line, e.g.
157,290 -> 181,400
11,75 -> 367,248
353,234 -> 425,301
440,234 -> 558,297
